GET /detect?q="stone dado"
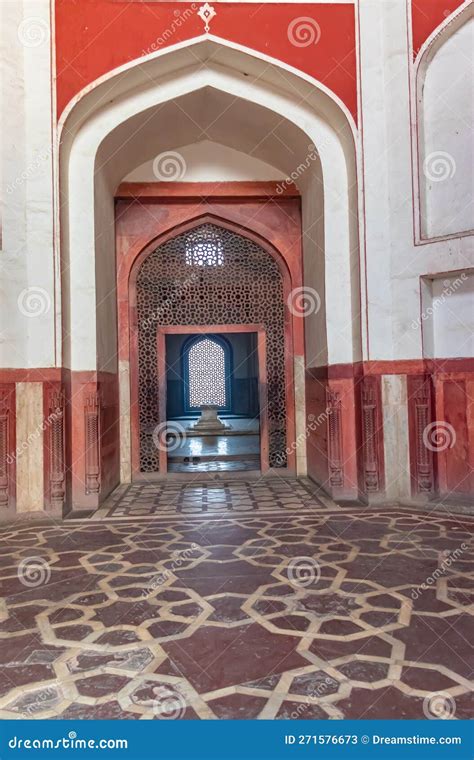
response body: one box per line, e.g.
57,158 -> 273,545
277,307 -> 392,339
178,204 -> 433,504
0,358 -> 472,515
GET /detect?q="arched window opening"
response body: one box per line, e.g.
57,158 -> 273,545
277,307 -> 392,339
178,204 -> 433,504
186,337 -> 229,409
185,226 -> 224,266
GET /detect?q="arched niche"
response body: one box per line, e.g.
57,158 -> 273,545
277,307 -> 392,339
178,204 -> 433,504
416,3 -> 474,239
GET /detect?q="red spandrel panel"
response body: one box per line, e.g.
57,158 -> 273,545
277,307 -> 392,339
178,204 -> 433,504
411,0 -> 467,58
55,1 -> 357,121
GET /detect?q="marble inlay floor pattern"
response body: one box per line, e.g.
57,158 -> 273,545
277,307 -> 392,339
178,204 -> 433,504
93,479 -> 338,520
0,498 -> 472,720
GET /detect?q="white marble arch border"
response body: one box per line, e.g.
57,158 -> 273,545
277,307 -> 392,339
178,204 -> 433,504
58,34 -> 361,374
409,0 -> 474,244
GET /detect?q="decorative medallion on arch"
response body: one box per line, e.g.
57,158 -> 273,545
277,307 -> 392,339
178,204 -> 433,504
135,223 -> 287,473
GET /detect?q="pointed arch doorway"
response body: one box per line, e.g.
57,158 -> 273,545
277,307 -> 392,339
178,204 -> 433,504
123,209 -> 301,482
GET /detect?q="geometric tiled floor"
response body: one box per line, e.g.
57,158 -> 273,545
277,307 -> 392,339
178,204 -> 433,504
0,482 -> 472,720
93,478 -> 339,520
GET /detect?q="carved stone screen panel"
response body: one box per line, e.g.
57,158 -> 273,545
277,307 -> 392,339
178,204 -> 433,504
188,338 -> 227,409
136,224 -> 286,471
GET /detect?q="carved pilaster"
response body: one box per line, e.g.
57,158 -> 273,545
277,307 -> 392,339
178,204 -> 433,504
85,392 -> 101,495
48,389 -> 65,510
414,376 -> 434,493
0,393 -> 9,508
361,378 -> 380,493
326,388 -> 343,487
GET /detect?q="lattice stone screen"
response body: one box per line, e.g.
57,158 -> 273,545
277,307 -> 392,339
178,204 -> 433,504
188,338 -> 227,408
136,224 -> 287,471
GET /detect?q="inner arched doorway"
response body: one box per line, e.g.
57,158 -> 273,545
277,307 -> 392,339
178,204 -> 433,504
129,220 -> 296,478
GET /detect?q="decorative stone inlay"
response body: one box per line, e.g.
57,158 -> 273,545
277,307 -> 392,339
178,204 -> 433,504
84,392 -> 100,494
0,487 -> 471,720
47,388 -> 65,510
0,391 -> 10,508
198,3 -> 216,33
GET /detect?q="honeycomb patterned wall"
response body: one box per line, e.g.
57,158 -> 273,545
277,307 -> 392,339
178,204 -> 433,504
136,224 -> 287,471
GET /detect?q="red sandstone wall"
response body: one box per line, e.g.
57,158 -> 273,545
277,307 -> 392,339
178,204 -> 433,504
411,0 -> 467,56
64,371 -> 120,513
55,1 -> 358,120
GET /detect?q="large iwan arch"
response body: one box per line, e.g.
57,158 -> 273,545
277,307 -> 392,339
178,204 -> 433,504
58,36 -> 361,510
